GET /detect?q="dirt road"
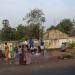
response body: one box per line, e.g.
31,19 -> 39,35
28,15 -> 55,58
0,59 -> 75,75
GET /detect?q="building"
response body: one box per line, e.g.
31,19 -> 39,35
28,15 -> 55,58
43,28 -> 74,49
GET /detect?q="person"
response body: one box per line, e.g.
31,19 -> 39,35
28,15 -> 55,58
18,45 -> 21,55
28,38 -> 33,48
2,52 -> 7,64
10,45 -> 14,64
24,40 -> 28,46
40,39 -> 44,55
0,44 -> 3,63
20,45 -> 25,65
38,45 -> 41,53
60,43 -> 66,52
26,45 -> 31,65
14,45 -> 19,64
4,43 -> 9,63
30,46 -> 34,54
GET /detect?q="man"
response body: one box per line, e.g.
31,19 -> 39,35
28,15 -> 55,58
28,38 -> 34,48
60,43 -> 66,52
40,39 -> 44,55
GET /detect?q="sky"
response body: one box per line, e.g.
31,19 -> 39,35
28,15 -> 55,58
0,0 -> 75,29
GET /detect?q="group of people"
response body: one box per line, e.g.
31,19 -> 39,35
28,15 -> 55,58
0,39 -> 45,65
0,42 -> 32,65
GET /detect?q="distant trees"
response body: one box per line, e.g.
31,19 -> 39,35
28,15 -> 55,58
70,29 -> 75,36
48,19 -> 75,37
16,24 -> 25,40
1,10 -> 75,41
56,19 -> 73,35
0,8 -> 46,41
47,26 -> 55,31
1,19 -> 13,41
24,8 -> 45,39
70,20 -> 75,36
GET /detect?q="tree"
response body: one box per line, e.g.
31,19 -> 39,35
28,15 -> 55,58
70,19 -> 75,36
24,8 -> 45,39
1,19 -> 12,41
2,19 -> 9,27
70,28 -> 75,36
16,24 -> 25,40
47,26 -> 55,31
56,19 -> 73,35
10,28 -> 17,40
1,25 -> 12,41
1,19 -> 17,41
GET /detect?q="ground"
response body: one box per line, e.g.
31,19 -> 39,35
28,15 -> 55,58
0,59 -> 75,75
0,51 -> 75,75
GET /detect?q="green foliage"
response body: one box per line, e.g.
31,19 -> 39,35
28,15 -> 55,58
16,24 -> 25,40
47,19 -> 75,36
20,35 -> 29,41
56,19 -> 73,35
70,29 -> 75,36
1,24 -> 12,41
45,48 -> 60,52
25,8 -> 45,25
67,42 -> 75,49
0,9 -> 45,41
24,8 -> 45,39
47,26 -> 56,31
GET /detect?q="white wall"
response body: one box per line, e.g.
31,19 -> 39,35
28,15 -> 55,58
44,38 -> 74,48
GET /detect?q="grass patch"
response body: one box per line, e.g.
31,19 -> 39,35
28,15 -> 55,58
45,48 -> 60,52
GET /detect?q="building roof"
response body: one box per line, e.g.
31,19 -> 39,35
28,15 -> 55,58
44,29 -> 70,40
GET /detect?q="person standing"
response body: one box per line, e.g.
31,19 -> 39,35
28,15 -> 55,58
18,45 -> 21,55
20,45 -> 25,65
4,43 -> 9,63
14,45 -> 19,64
28,38 -> 34,48
26,45 -> 31,65
24,40 -> 28,46
0,44 -> 3,63
10,45 -> 14,64
40,39 -> 44,55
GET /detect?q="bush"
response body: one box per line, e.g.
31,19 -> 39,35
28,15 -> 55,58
67,42 -> 75,49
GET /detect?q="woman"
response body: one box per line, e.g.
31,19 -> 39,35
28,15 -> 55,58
14,45 -> 20,64
26,45 -> 31,65
0,44 -> 2,63
10,45 -> 14,64
20,45 -> 25,64
4,43 -> 9,63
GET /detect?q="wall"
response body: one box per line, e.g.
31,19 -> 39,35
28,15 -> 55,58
44,38 -> 74,49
